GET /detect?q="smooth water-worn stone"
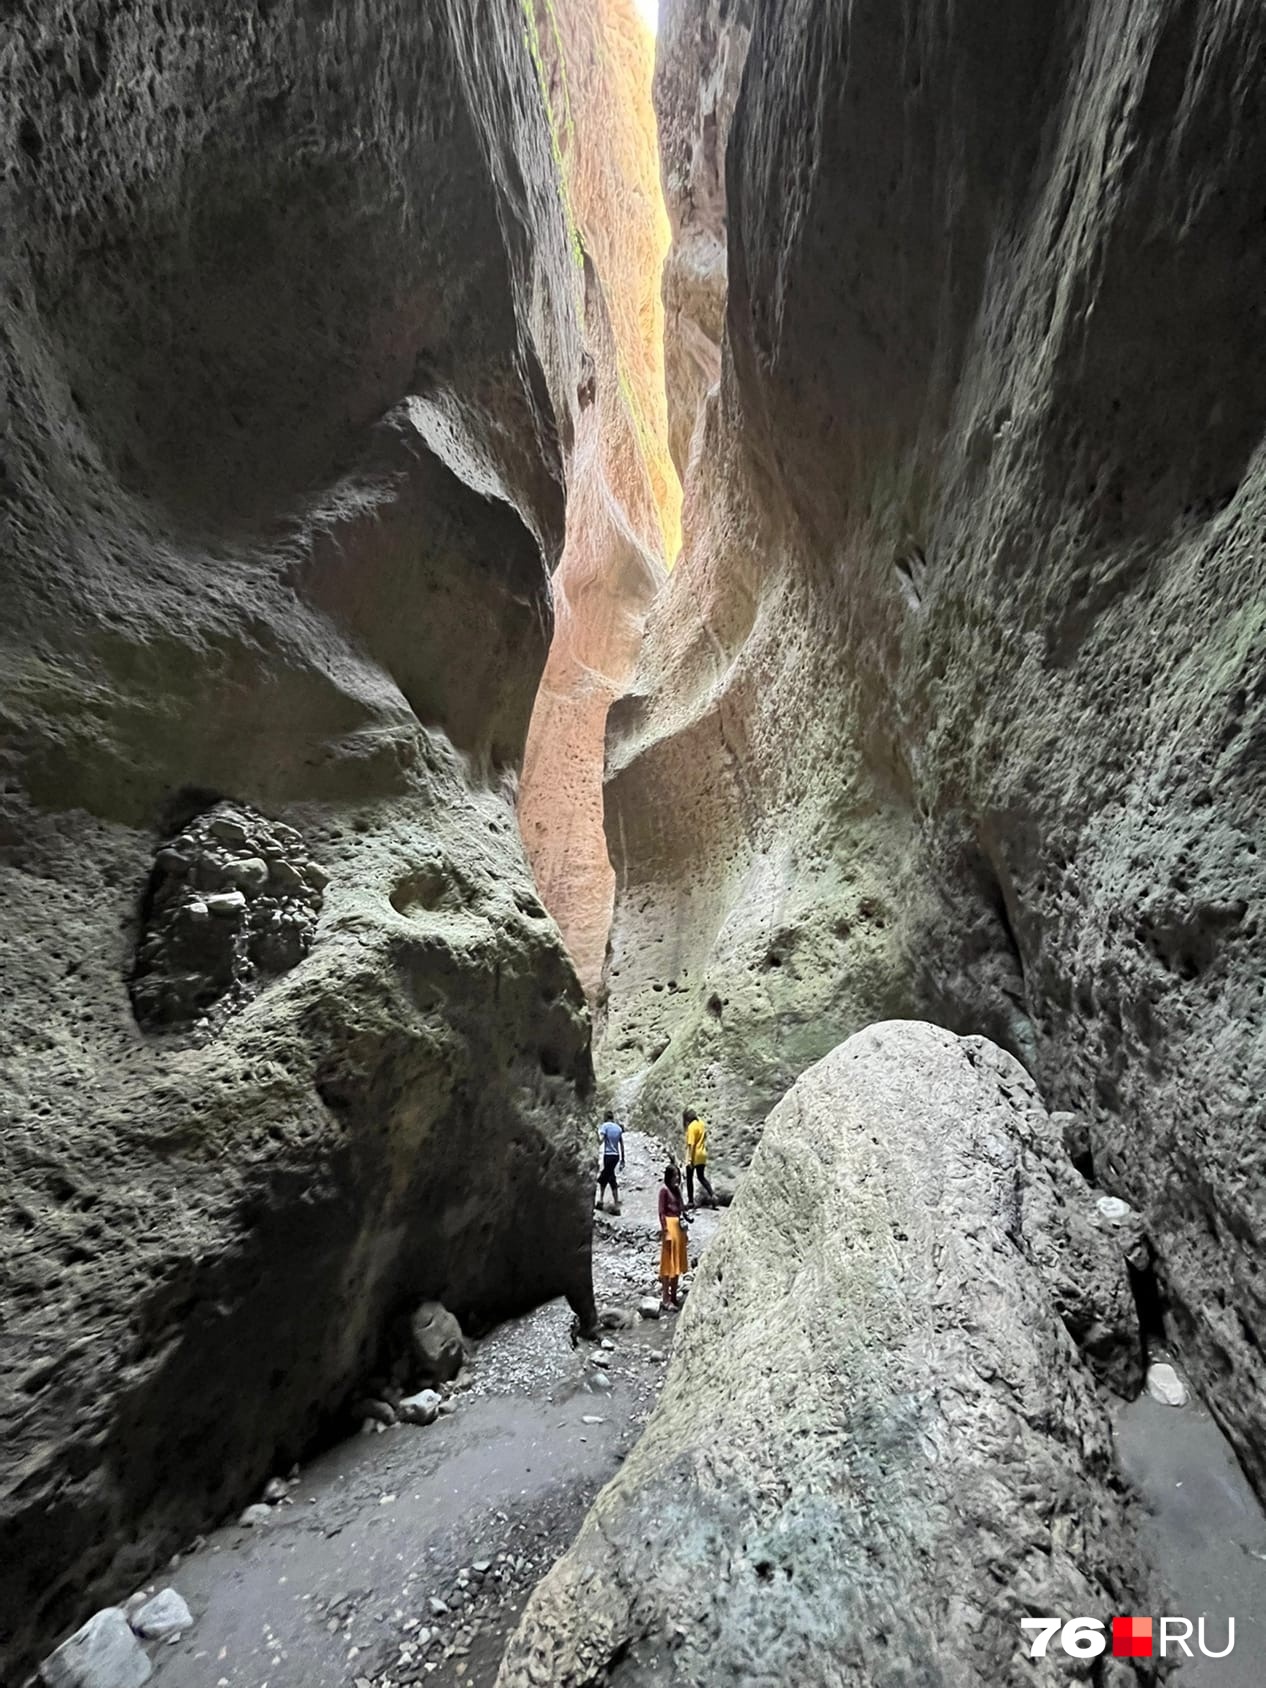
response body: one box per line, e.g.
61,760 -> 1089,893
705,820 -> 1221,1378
40,1609 -> 151,1688
1098,1197 -> 1135,1223
409,1303 -> 465,1386
129,1589 -> 193,1642
1146,1363 -> 1190,1409
399,1389 -> 443,1427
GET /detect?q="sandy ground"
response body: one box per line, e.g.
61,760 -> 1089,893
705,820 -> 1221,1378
1115,1364 -> 1266,1687
135,1130 -> 720,1688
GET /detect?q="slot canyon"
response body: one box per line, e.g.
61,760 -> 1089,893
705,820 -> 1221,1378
2,2 -> 1264,1686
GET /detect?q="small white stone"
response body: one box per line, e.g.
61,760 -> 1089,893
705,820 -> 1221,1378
1096,1195 -> 1134,1223
262,1478 -> 288,1503
238,1503 -> 274,1527
638,1297 -> 662,1320
1146,1361 -> 1189,1408
399,1389 -> 442,1426
429,1597 -> 450,1616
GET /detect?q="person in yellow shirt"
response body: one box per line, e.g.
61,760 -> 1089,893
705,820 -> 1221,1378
682,1105 -> 715,1210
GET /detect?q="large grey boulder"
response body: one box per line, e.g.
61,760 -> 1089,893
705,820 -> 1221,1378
40,1609 -> 151,1688
499,1023 -> 1157,1686
408,1302 -> 465,1386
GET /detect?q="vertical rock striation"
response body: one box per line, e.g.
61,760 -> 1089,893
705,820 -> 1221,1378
603,0 -> 1266,1487
0,2 -> 594,1675
517,0 -> 680,999
655,0 -> 753,481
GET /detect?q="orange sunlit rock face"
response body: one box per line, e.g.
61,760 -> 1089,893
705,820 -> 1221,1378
518,0 -> 680,997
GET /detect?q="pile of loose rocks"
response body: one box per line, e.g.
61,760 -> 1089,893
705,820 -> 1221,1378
348,1301 -> 470,1435
353,1531 -> 570,1686
129,801 -> 327,1033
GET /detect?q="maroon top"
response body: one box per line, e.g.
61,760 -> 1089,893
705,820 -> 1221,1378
659,1183 -> 683,1224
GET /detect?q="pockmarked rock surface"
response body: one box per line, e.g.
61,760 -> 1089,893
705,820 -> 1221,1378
602,0 -> 1266,1487
500,1024 -> 1156,1686
0,2 -> 596,1677
130,802 -> 326,1034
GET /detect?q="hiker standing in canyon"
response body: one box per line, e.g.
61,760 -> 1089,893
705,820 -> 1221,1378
683,1106 -> 715,1211
596,1108 -> 625,1215
658,1162 -> 689,1309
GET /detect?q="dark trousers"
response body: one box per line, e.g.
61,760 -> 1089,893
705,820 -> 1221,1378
597,1155 -> 620,1205
686,1162 -> 714,1207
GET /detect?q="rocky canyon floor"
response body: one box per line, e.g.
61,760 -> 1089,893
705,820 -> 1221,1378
52,1121 -> 1266,1688
102,1132 -> 721,1688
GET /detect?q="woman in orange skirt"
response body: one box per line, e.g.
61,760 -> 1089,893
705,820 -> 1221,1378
658,1162 -> 689,1309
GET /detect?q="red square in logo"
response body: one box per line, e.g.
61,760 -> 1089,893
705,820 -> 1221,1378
1112,1617 -> 1153,1657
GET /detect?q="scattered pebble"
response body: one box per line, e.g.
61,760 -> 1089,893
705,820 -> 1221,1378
1146,1361 -> 1189,1408
399,1389 -> 442,1426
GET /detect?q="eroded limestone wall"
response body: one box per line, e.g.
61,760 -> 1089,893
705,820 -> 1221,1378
603,0 -> 1266,1486
655,0 -> 753,480
517,0 -> 679,998
0,3 -> 593,1673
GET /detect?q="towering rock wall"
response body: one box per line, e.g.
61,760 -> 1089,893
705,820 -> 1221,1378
604,0 -> 1266,1486
517,0 -> 679,998
0,2 -> 594,1674
654,0 -> 753,480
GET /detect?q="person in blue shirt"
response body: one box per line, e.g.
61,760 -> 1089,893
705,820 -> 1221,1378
596,1109 -> 626,1215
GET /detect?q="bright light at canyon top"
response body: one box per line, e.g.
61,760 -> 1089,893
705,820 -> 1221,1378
633,0 -> 658,34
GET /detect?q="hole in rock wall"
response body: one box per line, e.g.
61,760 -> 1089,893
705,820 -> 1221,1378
130,799 -> 327,1037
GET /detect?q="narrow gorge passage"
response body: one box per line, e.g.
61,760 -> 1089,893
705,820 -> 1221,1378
4,2 -> 1266,1687
94,1133 -> 721,1688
